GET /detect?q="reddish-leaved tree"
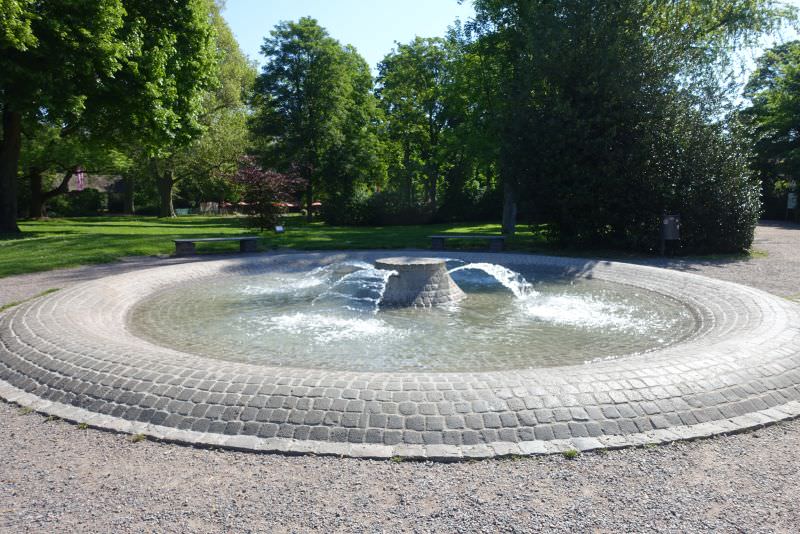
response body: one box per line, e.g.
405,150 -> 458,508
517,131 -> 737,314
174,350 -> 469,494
233,157 -> 306,230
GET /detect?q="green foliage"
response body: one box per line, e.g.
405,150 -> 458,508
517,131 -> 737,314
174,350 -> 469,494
251,17 -> 384,220
0,0 -> 36,50
744,39 -> 800,219
376,35 -> 500,221
465,0 -> 789,252
161,2 -> 256,205
562,449 -> 580,460
377,37 -> 452,210
1,0 -> 220,230
47,190 -> 106,217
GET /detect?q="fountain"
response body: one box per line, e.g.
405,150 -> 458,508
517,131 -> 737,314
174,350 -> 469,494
3,250 -> 797,459
374,257 -> 465,307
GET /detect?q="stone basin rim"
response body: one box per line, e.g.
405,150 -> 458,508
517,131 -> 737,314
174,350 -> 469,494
1,250 -> 799,459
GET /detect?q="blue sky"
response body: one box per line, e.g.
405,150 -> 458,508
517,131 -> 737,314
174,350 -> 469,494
221,0 -> 800,95
221,0 -> 475,71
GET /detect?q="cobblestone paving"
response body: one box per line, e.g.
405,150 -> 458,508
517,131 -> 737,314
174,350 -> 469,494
2,240 -> 800,458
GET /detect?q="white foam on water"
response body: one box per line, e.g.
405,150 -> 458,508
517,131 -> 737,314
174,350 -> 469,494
240,276 -> 324,295
520,294 -> 651,333
312,267 -> 397,313
449,263 -> 536,299
261,312 -> 402,343
238,261 -> 377,296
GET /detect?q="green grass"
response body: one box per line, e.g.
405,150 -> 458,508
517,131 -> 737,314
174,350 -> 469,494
0,215 -> 549,278
129,433 -> 147,443
562,449 -> 580,460
0,214 -> 769,278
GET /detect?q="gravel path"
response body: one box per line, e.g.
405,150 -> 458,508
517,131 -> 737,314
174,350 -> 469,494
1,221 -> 799,533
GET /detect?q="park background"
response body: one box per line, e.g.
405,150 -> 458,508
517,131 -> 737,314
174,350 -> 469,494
2,0 -> 800,276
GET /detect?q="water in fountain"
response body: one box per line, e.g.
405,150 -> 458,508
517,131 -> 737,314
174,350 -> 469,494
241,261 -> 375,296
130,259 -> 698,372
312,266 -> 398,313
448,263 -> 536,299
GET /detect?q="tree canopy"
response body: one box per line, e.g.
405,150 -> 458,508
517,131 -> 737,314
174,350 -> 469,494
251,17 -> 384,221
0,0 -> 217,231
3,2 -> 796,254
744,39 -> 800,207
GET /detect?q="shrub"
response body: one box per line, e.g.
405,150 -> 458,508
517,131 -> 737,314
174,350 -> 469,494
233,158 -> 306,231
48,189 -> 106,216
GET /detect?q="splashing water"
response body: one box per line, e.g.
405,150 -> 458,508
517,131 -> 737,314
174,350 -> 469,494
448,263 -> 536,299
240,261 -> 376,296
312,267 -> 398,313
520,294 -> 650,333
130,261 -> 698,372
260,313 -> 401,344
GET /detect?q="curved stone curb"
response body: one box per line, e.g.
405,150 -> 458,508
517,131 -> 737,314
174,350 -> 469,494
3,380 -> 800,460
2,251 -> 800,460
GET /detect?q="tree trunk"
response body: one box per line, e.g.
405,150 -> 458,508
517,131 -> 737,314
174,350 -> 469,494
501,180 -> 518,235
403,141 -> 413,207
157,170 -> 175,218
35,167 -> 76,217
0,109 -> 22,233
123,175 -> 135,214
305,174 -> 313,222
29,167 -> 44,219
426,163 -> 438,212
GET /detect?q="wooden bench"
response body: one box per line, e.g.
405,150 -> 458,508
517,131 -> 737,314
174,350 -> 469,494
173,236 -> 260,256
430,234 -> 506,252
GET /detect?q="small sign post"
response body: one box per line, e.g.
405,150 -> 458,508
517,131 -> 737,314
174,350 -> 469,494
660,213 -> 681,256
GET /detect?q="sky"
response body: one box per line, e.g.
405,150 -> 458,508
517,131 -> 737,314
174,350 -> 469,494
221,0 -> 475,72
221,0 -> 800,95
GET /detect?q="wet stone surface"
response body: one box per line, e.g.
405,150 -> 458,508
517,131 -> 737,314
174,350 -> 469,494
1,250 -> 800,458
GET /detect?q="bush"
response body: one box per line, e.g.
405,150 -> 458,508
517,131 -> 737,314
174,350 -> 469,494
521,105 -> 760,254
233,158 -> 305,231
48,189 -> 106,216
321,189 -> 435,226
669,120 -> 761,253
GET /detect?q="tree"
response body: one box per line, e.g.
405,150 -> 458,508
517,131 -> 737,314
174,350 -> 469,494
251,17 -> 382,222
744,40 -> 800,214
377,38 -> 453,212
233,157 -> 305,230
466,0 -> 790,250
0,0 -> 217,232
140,1 -> 255,217
19,125 -> 129,217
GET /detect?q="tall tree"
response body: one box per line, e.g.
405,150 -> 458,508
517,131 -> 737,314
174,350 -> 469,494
744,40 -> 800,205
251,17 -> 381,221
0,0 -> 217,232
467,0 -> 790,248
19,125 -> 129,217
377,37 -> 452,211
141,0 -> 255,217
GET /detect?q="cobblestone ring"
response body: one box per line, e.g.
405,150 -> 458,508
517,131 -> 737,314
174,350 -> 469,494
1,251 -> 799,460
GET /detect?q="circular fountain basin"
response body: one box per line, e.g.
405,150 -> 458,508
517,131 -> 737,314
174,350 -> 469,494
1,251 -> 799,460
128,260 -> 695,371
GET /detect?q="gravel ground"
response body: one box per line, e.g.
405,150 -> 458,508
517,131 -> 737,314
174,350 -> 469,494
1,221 -> 799,533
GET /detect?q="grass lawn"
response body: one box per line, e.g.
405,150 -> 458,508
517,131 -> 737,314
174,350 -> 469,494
0,215 -> 551,278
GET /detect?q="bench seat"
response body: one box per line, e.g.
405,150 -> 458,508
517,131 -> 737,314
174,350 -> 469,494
429,234 -> 506,252
173,236 -> 259,255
